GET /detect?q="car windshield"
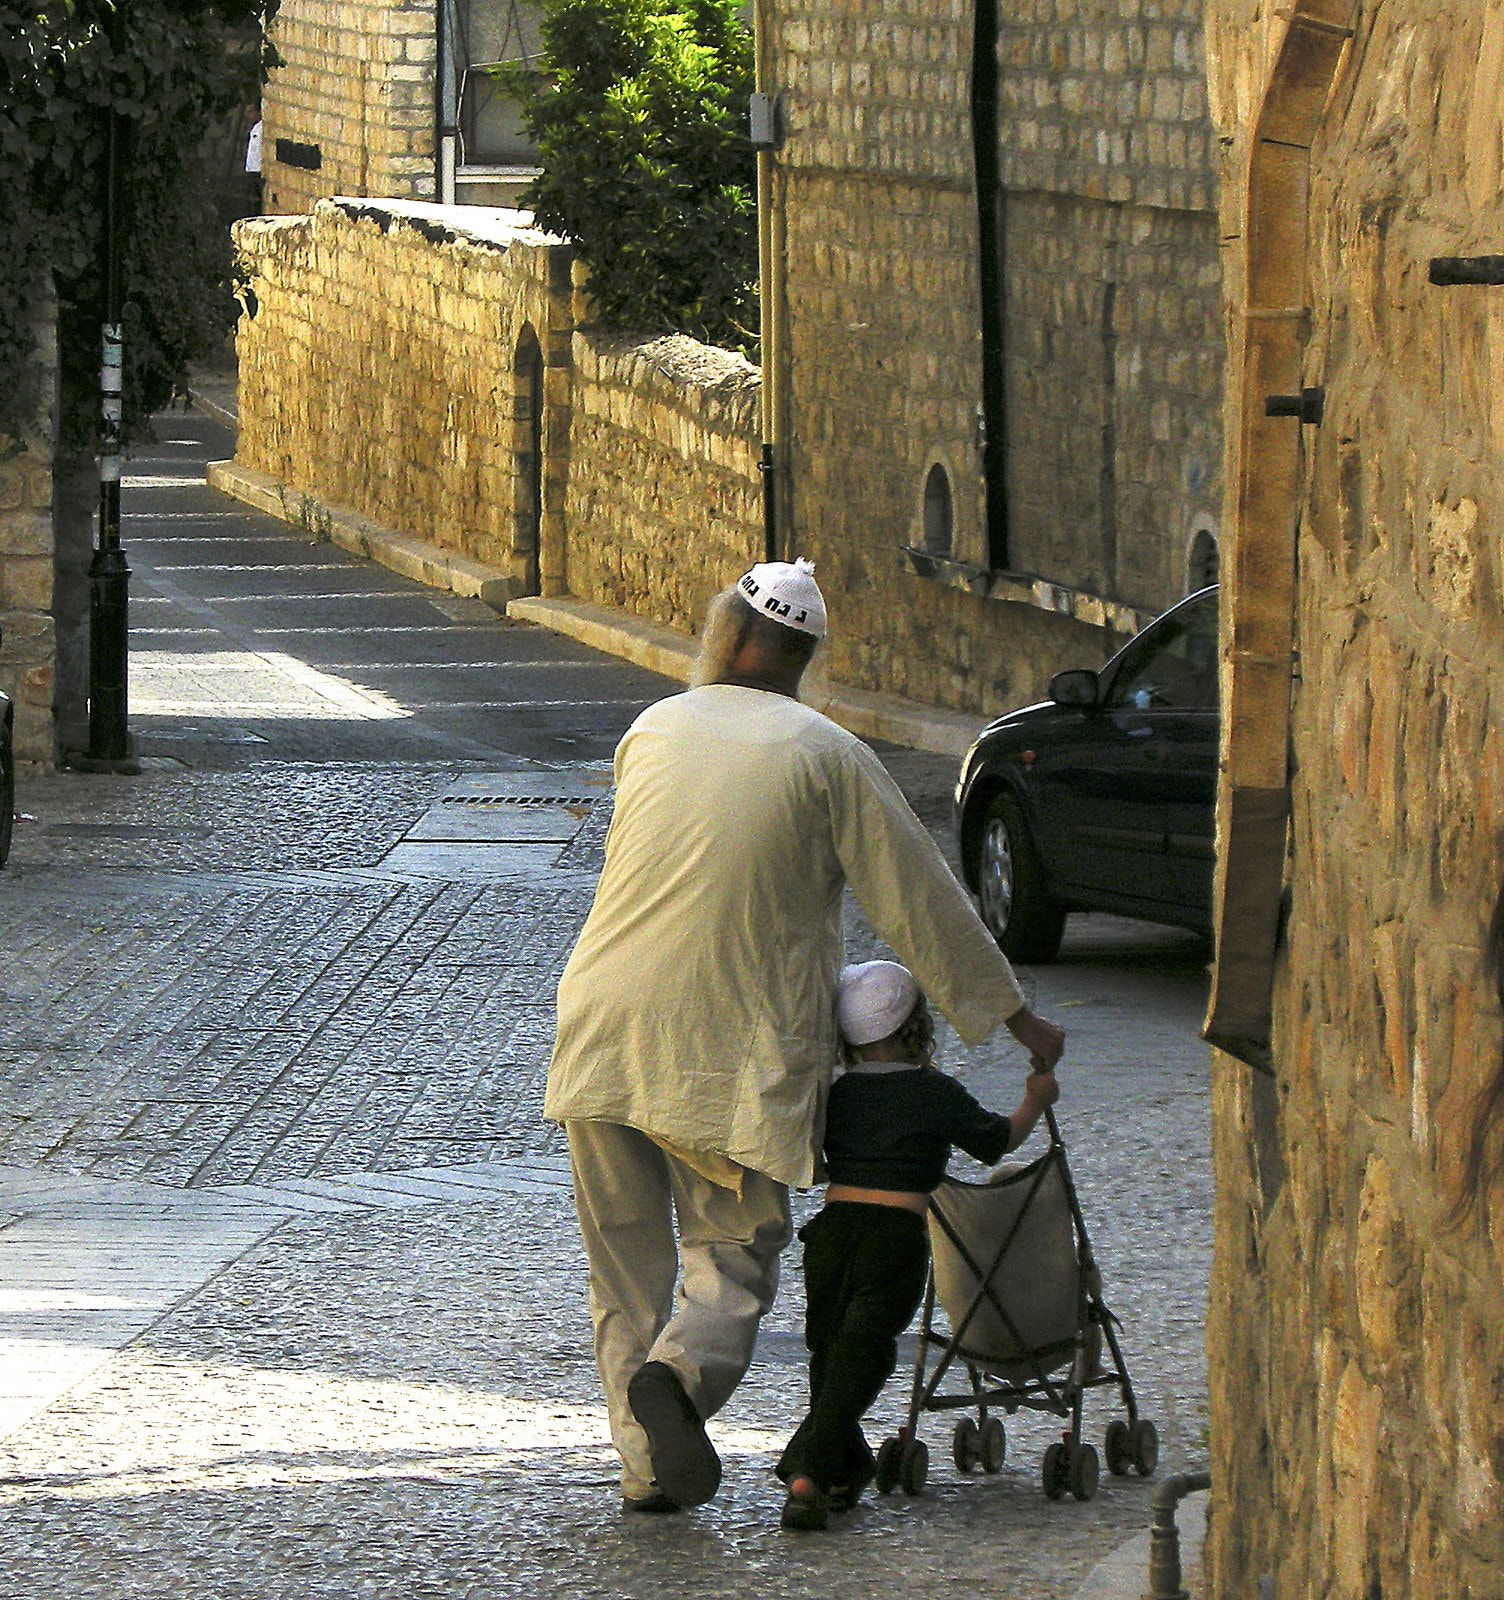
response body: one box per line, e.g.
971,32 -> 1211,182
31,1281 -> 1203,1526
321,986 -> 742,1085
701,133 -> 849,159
1105,592 -> 1218,712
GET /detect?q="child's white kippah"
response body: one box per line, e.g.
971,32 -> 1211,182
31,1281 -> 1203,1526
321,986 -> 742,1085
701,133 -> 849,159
736,557 -> 827,637
837,960 -> 921,1046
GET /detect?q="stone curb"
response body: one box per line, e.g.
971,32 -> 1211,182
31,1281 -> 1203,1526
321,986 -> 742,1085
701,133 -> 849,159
507,596 -> 983,759
203,459 -> 985,759
206,459 -> 516,609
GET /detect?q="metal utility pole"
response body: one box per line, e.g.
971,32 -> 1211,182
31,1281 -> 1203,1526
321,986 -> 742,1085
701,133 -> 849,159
88,16 -> 132,765
750,0 -> 785,564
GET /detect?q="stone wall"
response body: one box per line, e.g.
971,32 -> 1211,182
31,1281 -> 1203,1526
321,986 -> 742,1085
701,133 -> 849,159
232,201 -> 764,618
564,328 -> 762,635
1204,5 -> 1504,1597
0,291 -> 58,762
766,0 -> 1222,712
235,201 -> 570,597
1002,191 -> 1222,606
261,0 -> 436,216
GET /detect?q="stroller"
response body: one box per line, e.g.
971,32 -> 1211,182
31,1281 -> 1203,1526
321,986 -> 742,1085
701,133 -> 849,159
873,1106 -> 1157,1502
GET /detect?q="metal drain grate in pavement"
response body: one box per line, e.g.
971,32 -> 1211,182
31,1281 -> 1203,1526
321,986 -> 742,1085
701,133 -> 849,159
440,793 -> 600,809
380,768 -> 612,875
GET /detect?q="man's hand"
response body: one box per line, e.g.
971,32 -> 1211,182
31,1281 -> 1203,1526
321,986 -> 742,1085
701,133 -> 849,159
1006,1005 -> 1065,1070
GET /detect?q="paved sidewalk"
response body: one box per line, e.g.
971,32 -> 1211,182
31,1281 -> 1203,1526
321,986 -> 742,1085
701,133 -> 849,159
0,413 -> 1210,1598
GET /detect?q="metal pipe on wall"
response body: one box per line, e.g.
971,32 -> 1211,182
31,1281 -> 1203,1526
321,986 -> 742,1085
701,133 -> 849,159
751,0 -> 785,562
436,0 -> 459,204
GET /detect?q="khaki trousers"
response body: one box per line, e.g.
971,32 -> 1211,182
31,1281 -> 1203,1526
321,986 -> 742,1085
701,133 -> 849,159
566,1120 -> 793,1499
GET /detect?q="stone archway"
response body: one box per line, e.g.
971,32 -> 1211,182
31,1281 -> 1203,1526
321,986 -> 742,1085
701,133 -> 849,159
511,323 -> 545,598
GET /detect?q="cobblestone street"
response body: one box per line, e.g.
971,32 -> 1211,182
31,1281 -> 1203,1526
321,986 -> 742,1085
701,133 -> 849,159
0,415 -> 1212,1598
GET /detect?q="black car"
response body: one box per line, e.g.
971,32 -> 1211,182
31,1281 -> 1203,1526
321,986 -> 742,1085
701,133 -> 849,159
955,585 -> 1218,961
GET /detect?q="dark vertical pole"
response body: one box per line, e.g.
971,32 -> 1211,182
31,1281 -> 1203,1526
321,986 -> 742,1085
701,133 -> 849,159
88,14 -> 131,765
972,0 -> 1008,571
436,0 -> 458,202
760,443 -> 776,562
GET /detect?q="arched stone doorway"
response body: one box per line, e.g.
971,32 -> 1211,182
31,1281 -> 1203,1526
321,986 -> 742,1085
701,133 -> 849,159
512,323 -> 544,598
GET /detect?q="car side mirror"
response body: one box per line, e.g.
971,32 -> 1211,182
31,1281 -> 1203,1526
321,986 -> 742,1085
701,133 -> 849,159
1049,668 -> 1100,708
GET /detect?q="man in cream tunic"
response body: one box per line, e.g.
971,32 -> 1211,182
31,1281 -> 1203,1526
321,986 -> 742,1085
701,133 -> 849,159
545,560 -> 1064,1512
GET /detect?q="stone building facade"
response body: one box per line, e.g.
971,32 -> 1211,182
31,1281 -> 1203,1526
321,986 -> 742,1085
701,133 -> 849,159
765,0 -> 1224,709
259,0 -> 437,216
1202,4 -> 1504,1596
0,294 -> 59,763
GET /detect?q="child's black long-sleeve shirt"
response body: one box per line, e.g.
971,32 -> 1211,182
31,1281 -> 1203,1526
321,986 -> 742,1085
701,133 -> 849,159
821,1062 -> 1012,1192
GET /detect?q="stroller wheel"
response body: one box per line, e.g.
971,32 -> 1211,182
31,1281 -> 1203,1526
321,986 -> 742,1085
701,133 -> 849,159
1130,1418 -> 1159,1477
899,1438 -> 929,1496
1068,1441 -> 1099,1502
980,1416 -> 1006,1474
952,1417 -> 981,1474
1104,1418 -> 1133,1476
1041,1441 -> 1068,1500
875,1437 -> 903,1494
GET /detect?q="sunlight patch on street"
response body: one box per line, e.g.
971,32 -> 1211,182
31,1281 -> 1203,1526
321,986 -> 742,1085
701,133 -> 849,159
132,649 -> 411,721
0,1358 -> 785,1502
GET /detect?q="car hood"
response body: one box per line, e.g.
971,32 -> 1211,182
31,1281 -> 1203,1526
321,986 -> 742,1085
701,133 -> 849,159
974,697 -> 1067,742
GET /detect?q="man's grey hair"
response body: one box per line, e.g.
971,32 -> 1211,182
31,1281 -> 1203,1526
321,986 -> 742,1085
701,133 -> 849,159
690,586 -> 753,688
690,584 -> 828,702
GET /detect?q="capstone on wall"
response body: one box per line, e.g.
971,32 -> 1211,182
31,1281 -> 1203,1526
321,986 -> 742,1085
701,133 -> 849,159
0,289 -> 58,762
1204,5 -> 1504,1598
769,0 -> 1222,715
261,0 -> 436,216
563,324 -> 761,636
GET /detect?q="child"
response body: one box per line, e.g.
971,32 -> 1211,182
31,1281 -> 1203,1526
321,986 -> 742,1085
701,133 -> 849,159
777,958 -> 1061,1532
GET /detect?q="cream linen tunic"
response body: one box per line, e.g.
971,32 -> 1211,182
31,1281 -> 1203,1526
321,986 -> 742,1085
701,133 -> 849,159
544,685 -> 1027,1188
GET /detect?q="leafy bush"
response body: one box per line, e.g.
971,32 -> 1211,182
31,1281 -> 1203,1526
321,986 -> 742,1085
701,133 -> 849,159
511,0 -> 757,348
0,2 -> 276,450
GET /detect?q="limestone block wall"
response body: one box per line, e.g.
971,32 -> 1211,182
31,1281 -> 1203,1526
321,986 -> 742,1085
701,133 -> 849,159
0,292 -> 58,762
235,201 -> 569,594
232,201 -> 763,623
563,329 -> 761,635
997,2 -> 1215,214
769,0 -> 1222,717
261,0 -> 436,216
1003,192 -> 1223,607
1203,5 -> 1504,1597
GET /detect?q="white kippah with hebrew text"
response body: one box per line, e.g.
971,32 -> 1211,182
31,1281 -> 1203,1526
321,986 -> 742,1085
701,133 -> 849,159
736,558 -> 827,638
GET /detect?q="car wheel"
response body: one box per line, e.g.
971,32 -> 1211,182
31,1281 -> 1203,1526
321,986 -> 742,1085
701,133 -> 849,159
975,792 -> 1065,962
0,725 -> 13,870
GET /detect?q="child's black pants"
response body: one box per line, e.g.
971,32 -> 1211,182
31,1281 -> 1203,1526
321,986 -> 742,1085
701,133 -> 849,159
778,1201 -> 930,1493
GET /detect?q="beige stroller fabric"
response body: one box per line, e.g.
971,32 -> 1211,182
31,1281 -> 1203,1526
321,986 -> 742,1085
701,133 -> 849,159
929,1153 -> 1080,1381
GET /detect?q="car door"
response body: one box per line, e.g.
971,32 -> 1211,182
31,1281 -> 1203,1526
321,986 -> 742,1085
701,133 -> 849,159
1027,591 -> 1218,916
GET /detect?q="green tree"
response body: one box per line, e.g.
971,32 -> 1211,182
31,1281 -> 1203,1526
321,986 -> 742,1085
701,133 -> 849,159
513,0 -> 756,347
0,1 -> 277,449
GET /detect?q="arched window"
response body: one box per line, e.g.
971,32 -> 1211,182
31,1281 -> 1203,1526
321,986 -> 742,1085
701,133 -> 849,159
923,463 -> 953,558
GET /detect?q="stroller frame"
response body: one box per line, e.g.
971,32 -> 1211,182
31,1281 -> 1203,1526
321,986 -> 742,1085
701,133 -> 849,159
875,1106 -> 1158,1501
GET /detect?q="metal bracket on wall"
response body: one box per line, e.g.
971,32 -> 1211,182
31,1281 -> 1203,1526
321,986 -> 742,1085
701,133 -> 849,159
1263,387 -> 1325,425
1429,256 -> 1504,287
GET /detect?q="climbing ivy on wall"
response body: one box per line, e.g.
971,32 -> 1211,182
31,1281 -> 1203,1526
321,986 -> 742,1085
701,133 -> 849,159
0,2 -> 278,452
510,0 -> 757,348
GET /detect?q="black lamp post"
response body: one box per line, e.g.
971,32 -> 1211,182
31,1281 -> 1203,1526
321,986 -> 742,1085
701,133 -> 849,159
87,16 -> 132,766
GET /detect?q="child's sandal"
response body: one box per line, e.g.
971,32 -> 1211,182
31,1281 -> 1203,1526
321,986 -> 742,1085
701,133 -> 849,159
780,1476 -> 830,1532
